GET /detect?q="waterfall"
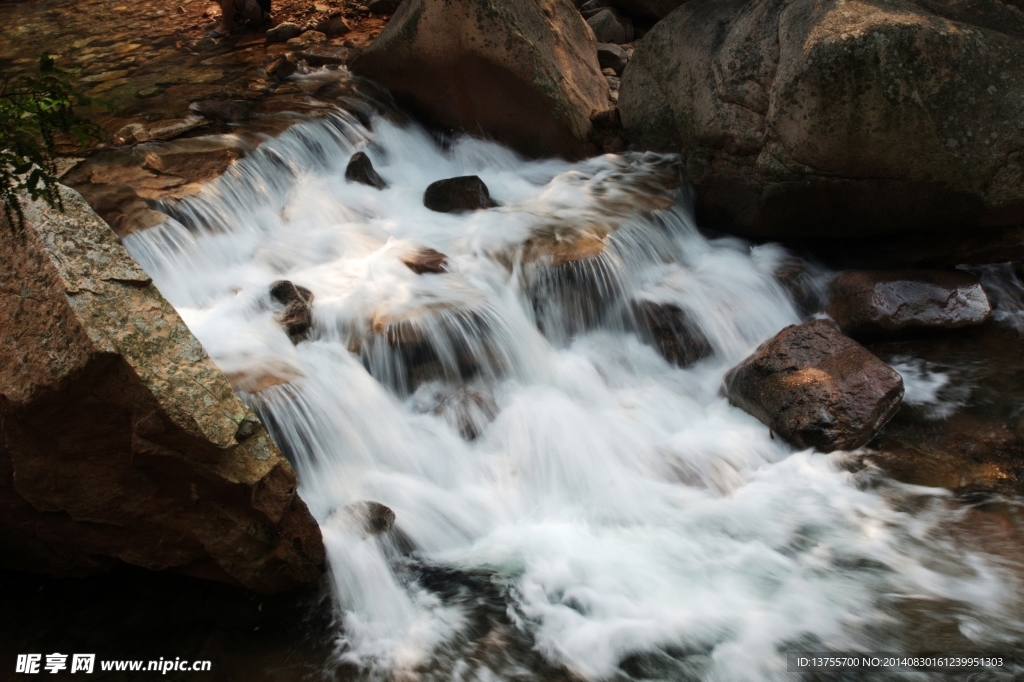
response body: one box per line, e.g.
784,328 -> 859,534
123,89 -> 1023,680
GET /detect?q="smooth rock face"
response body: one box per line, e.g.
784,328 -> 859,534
350,0 -> 610,159
270,280 -> 314,343
423,176 -> 498,213
587,9 -> 633,43
828,270 -> 992,338
345,151 -> 387,190
724,319 -> 904,452
619,0 -> 1024,255
0,187 -> 325,591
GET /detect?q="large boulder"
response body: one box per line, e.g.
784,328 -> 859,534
0,187 -> 325,592
349,0 -> 611,159
609,0 -> 689,19
828,269 -> 992,337
619,0 -> 1024,260
724,319 -> 904,452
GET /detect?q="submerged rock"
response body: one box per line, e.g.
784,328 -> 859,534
345,151 -> 387,190
828,270 -> 991,338
724,319 -> 904,452
619,0 -> 1024,260
264,55 -> 297,81
401,247 -> 448,274
270,280 -> 314,343
429,385 -> 498,441
632,300 -> 714,367
0,187 -> 324,591
337,501 -> 396,536
423,176 -> 498,213
350,0 -> 610,159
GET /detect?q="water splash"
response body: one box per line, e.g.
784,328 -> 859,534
124,102 -> 1024,680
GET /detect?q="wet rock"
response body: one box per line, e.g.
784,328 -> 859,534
774,256 -> 827,316
632,300 -> 713,367
428,385 -> 498,440
265,21 -> 303,43
618,0 -> 1024,259
367,0 -> 401,12
423,176 -> 498,213
337,501 -> 395,536
287,30 -> 326,46
350,0 -> 610,159
270,280 -> 314,343
724,319 -> 904,452
315,13 -> 351,36
142,146 -> 242,183
401,247 -> 448,274
189,99 -> 253,124
296,45 -> 353,67
264,55 -> 297,80
596,43 -> 628,76
0,186 -> 324,592
828,270 -> 992,338
111,117 -> 208,146
344,151 -> 387,189
587,9 -> 633,44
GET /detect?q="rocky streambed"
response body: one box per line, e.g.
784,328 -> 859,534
2,0 -> 1024,678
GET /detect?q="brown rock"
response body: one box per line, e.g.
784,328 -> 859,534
143,146 -> 241,183
423,176 -> 498,213
619,0 -> 1024,259
315,13 -> 351,37
367,0 -> 401,13
596,43 -> 628,76
350,0 -> 610,159
344,151 -> 387,189
633,300 -> 713,367
270,280 -> 314,342
828,270 -> 992,338
264,56 -> 297,81
401,248 -> 448,274
188,99 -> 253,124
296,45 -> 353,67
723,319 -> 904,452
0,187 -> 324,591
265,22 -> 303,43
587,9 -> 633,44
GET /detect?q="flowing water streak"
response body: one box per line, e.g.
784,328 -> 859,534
124,107 -> 1023,680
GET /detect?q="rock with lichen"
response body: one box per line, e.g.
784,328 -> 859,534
0,186 -> 324,592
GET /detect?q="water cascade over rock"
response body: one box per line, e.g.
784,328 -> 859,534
122,104 -> 1024,678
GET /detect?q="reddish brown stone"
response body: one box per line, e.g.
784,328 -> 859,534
724,319 -> 904,452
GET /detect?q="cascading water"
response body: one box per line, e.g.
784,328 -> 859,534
124,74 -> 1024,680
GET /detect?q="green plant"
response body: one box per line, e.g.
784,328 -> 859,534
1,53 -> 102,234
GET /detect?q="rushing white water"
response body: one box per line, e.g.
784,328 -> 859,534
124,86 -> 1023,680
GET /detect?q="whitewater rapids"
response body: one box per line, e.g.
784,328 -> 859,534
124,90 -> 1023,680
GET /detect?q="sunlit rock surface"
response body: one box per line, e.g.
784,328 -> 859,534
0,187 -> 324,592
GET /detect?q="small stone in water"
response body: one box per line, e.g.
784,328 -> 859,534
265,22 -> 303,44
270,280 -> 314,342
345,151 -> 387,189
423,176 -> 498,213
401,248 -> 448,274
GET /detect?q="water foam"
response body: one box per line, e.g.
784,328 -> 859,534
124,95 -> 1023,680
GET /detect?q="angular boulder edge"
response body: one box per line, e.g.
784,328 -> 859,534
0,187 -> 325,593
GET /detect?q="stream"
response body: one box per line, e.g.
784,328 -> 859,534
121,82 -> 1024,681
